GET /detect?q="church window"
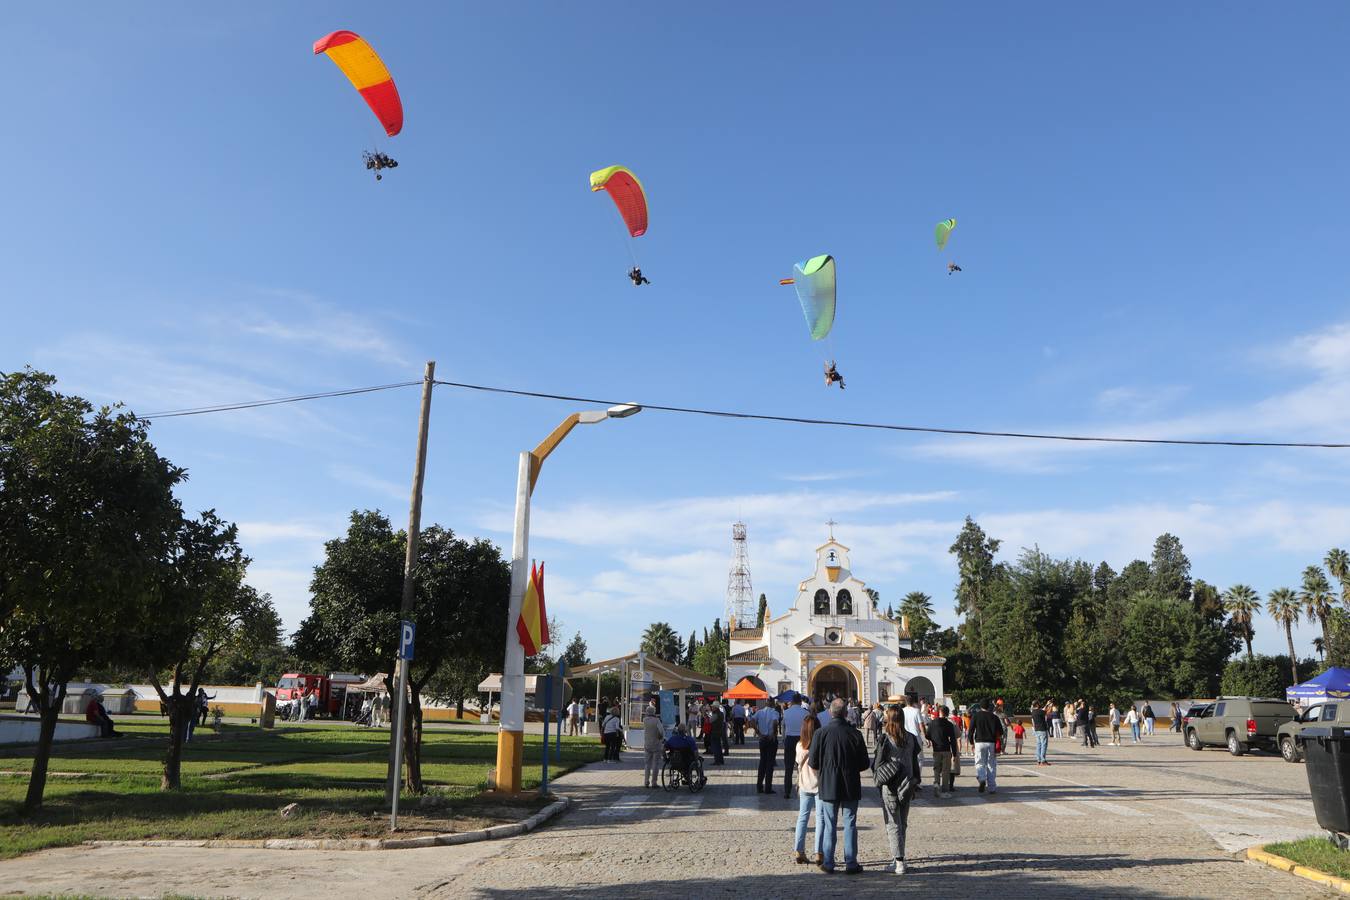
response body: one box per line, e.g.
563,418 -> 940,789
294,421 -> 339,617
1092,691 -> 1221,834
813,589 -> 830,615
836,589 -> 853,615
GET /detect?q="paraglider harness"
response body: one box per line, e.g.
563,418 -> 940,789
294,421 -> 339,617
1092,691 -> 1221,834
628,267 -> 651,286
824,361 -> 845,390
363,151 -> 399,181
947,261 -> 962,274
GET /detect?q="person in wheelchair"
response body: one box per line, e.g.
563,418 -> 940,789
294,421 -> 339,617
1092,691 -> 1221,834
665,722 -> 700,782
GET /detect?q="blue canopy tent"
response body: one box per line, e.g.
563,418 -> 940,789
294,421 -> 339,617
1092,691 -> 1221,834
1286,667 -> 1350,705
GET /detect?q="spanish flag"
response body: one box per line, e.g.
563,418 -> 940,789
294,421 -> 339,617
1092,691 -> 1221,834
516,561 -> 549,656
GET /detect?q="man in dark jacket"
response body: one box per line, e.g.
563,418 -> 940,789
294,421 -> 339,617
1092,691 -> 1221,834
808,698 -> 870,874
925,705 -> 959,796
970,700 -> 1004,794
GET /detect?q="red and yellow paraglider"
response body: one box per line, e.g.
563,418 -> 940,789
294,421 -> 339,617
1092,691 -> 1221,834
314,30 -> 403,180
590,165 -> 651,285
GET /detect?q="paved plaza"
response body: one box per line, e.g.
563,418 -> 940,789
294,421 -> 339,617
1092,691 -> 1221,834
0,732 -> 1334,898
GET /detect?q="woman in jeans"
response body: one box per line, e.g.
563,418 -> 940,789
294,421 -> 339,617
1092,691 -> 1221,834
875,707 -> 917,875
792,714 -> 822,864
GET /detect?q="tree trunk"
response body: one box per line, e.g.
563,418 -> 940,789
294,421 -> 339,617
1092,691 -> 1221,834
1321,613 -> 1330,657
21,691 -> 64,815
1286,623 -> 1300,685
455,696 -> 465,719
162,693 -> 193,791
404,689 -> 424,794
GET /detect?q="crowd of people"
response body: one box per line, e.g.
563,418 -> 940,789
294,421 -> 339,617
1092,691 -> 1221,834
577,690 -> 1190,875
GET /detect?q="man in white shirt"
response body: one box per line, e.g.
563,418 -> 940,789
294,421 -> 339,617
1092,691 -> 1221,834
753,700 -> 780,794
781,694 -> 810,800
900,696 -> 924,794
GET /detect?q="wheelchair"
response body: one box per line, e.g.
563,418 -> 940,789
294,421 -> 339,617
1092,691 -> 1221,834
661,748 -> 707,793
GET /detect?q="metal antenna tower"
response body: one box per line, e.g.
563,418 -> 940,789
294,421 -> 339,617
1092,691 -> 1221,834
727,521 -> 755,630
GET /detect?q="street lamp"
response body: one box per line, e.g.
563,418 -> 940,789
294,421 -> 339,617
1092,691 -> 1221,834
495,403 -> 641,793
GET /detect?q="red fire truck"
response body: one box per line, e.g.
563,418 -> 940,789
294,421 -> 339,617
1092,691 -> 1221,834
275,673 -> 363,719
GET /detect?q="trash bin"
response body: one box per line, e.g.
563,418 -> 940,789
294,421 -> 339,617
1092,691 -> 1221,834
1300,725 -> 1350,833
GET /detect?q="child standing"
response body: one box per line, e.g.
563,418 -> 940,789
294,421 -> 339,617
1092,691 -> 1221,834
1012,719 -> 1025,755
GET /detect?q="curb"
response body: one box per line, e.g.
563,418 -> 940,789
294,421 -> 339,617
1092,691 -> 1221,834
1247,846 -> 1350,894
83,795 -> 572,852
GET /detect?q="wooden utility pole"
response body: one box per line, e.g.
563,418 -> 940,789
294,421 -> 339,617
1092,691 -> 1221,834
388,361 -> 435,829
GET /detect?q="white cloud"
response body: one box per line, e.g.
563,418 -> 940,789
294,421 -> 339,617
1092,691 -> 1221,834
236,519 -> 336,545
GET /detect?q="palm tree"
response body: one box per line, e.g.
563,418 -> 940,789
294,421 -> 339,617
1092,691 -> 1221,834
1315,636 -> 1326,660
1222,584 -> 1261,660
1267,587 -> 1301,685
1327,548 -> 1350,602
639,622 -> 683,662
1301,566 -> 1336,653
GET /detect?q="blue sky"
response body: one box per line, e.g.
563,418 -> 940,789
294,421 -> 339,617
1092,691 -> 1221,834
4,5 -> 1350,663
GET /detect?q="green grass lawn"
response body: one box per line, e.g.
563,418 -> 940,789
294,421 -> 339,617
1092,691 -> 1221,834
0,724 -> 601,858
1266,837 -> 1350,880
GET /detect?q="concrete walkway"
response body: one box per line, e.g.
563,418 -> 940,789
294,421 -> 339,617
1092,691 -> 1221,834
0,734 -> 1333,898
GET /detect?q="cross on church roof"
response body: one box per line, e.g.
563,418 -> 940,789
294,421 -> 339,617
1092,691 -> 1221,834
826,519 -> 838,540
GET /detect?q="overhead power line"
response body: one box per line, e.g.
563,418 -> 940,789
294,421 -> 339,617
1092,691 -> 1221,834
432,380 -> 1350,449
139,376 -> 1350,449
141,381 -> 422,418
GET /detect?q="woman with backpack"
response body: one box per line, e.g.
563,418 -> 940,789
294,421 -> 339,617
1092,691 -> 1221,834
874,706 -> 918,875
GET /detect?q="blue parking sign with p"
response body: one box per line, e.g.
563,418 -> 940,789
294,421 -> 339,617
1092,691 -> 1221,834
398,620 -> 415,661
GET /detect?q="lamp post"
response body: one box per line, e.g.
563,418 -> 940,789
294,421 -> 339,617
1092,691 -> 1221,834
495,403 -> 641,793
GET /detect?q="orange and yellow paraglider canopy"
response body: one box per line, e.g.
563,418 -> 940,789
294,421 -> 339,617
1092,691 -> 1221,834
314,30 -> 403,137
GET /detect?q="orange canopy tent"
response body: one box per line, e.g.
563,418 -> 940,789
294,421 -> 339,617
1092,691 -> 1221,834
723,677 -> 769,701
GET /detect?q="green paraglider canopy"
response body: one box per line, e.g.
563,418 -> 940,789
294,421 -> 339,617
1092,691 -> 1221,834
935,218 -> 957,252
789,254 -> 835,341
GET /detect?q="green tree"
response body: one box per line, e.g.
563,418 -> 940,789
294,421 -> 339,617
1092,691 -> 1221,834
949,517 -> 1002,658
133,512 -> 276,790
1221,584 -> 1261,660
1190,578 -> 1226,626
294,511 -> 509,793
1149,533 -> 1193,602
1220,655 -> 1286,698
0,370 -> 184,814
424,656 -> 491,720
1326,548 -> 1350,602
640,622 -> 684,662
897,591 -> 937,652
1325,610 -> 1350,670
1121,594 -> 1225,697
865,588 -> 880,611
200,603 -> 289,686
692,631 -> 727,679
1301,565 -> 1336,653
755,593 -> 768,628
685,631 -> 698,668
1267,587 -> 1302,685
561,632 -> 590,668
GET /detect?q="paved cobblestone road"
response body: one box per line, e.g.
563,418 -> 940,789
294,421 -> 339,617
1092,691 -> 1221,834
0,733 -> 1334,898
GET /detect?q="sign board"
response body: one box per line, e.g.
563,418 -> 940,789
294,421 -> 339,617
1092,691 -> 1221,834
398,620 -> 415,661
631,670 -> 654,693
537,675 -> 571,709
658,690 -> 676,729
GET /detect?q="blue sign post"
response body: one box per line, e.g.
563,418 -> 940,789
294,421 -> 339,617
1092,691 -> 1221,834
398,620 -> 416,660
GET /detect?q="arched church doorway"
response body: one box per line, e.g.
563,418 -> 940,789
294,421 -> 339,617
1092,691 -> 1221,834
905,676 -> 935,703
810,663 -> 858,702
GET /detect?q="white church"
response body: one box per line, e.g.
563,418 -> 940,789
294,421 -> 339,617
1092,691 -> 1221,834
727,531 -> 945,706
